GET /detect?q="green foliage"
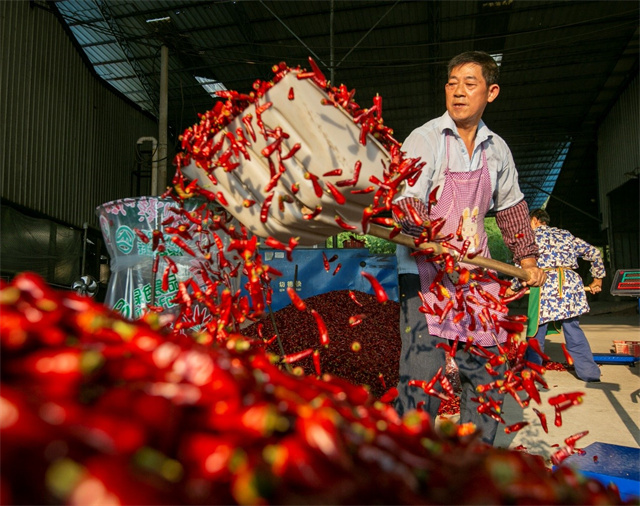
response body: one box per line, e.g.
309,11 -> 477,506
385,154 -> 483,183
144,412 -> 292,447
326,232 -> 396,254
485,217 -> 512,264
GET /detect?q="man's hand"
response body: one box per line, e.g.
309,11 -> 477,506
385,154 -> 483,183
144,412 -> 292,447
588,278 -> 603,294
520,257 -> 546,287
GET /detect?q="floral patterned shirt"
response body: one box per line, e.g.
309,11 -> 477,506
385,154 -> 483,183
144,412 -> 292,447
517,225 -> 606,324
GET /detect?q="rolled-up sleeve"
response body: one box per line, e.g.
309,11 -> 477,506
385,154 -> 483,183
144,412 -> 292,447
495,199 -> 539,262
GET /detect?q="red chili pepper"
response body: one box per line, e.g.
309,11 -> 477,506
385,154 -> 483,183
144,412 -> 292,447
303,206 -> 322,220
476,379 -> 504,393
312,349 -> 321,376
527,338 -> 551,362
531,407 -> 548,433
504,421 -> 529,434
332,263 -> 342,276
554,408 -> 564,428
307,57 -> 328,88
361,271 -> 388,303
171,236 -> 196,256
427,186 -> 439,213
455,216 -> 464,241
350,186 -> 375,194
348,290 -> 363,306
310,309 -> 329,347
286,287 -> 306,311
280,143 -> 301,161
260,192 -> 274,223
521,370 -> 541,404
378,373 -> 387,390
304,172 -> 324,198
565,430 -> 589,448
336,161 -> 362,188
323,169 -> 343,177
288,87 -> 295,100
325,182 -> 346,205
348,314 -> 366,327
283,348 -> 314,364
561,343 -> 574,366
334,214 -> 357,231
322,252 -> 330,272
551,445 -> 577,466
378,387 -> 398,404
548,391 -> 585,407
134,229 -> 150,243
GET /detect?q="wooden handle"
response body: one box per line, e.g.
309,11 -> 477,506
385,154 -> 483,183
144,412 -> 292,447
367,223 -> 531,281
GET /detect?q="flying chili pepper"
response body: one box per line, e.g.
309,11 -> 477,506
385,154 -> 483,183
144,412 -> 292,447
561,343 -> 574,366
348,314 -> 366,327
332,263 -> 342,276
310,309 -> 329,347
280,143 -> 301,161
427,186 -> 440,214
532,407 -> 548,433
171,236 -> 196,256
361,271 -> 388,303
303,206 -> 322,220
348,291 -> 363,306
288,87 -> 295,100
527,338 -> 551,362
322,252 -> 331,272
283,348 -> 314,364
504,421 -> 529,434
334,214 -> 357,231
260,192 -> 275,223
286,287 -> 306,311
312,349 -> 321,376
378,388 -> 398,404
303,172 -> 324,198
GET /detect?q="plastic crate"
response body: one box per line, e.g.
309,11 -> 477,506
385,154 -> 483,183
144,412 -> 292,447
612,340 -> 640,356
627,341 -> 640,357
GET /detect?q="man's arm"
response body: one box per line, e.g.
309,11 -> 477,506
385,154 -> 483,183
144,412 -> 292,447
495,200 -> 546,287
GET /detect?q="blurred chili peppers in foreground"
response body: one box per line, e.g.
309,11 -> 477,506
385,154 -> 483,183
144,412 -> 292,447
0,273 -> 627,505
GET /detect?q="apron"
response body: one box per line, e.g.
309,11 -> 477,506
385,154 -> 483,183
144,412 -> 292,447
416,132 -> 508,346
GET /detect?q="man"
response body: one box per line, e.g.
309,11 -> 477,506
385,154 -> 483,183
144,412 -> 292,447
520,209 -> 604,382
393,51 -> 546,445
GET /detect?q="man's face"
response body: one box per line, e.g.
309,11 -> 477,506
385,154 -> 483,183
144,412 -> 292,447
445,63 -> 499,129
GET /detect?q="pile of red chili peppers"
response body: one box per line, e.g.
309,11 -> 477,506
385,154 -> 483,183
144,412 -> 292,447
0,273 -> 626,505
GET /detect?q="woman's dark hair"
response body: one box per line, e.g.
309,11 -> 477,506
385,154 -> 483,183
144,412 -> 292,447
447,51 -> 500,86
530,208 -> 551,225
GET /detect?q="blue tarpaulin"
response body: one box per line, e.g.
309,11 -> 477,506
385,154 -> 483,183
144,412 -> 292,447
241,248 -> 398,312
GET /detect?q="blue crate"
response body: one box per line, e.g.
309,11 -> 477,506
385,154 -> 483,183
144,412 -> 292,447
593,354 -> 640,365
555,442 -> 640,502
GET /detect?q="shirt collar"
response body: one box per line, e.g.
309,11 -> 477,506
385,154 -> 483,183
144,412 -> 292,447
441,111 -> 493,144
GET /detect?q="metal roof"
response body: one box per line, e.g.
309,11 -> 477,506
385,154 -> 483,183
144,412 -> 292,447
52,0 -> 639,243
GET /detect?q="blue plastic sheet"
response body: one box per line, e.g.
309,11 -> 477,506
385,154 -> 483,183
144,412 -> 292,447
243,248 -> 399,312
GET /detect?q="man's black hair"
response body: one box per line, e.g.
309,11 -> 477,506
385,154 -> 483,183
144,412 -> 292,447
530,208 -> 550,225
447,51 -> 500,86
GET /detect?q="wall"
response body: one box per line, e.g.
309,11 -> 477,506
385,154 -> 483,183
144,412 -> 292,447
1,1 -> 161,230
597,76 -> 639,229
